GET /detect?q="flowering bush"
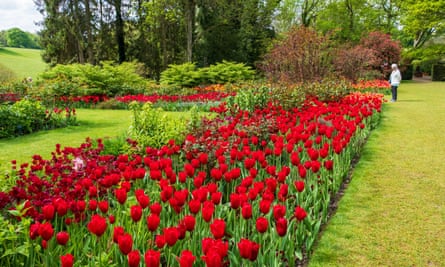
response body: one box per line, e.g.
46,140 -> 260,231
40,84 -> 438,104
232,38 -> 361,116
0,99 -> 77,138
0,92 -> 383,266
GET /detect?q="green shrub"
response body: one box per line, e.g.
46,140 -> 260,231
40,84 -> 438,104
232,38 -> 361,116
37,61 -> 150,97
205,61 -> 255,84
401,64 -> 413,80
96,98 -> 127,110
0,99 -> 77,138
432,64 -> 445,81
160,61 -> 256,88
160,62 -> 203,88
128,102 -> 187,149
226,86 -> 271,112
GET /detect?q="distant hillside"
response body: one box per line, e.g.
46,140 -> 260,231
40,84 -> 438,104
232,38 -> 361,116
0,47 -> 47,80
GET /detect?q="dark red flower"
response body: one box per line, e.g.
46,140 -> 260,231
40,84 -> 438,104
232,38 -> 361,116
202,201 -> 214,222
60,253 -> 74,267
150,203 -> 162,215
88,199 -> 98,211
276,217 -> 288,237
130,205 -> 143,222
128,250 -> 140,267
113,226 -> 125,243
210,168 -> 223,181
273,204 -> 286,220
115,188 -> 127,205
202,249 -> 222,267
178,250 -> 196,267
241,203 -> 252,219
98,200 -> 109,213
256,217 -> 268,233
259,199 -> 271,214
87,214 -> 107,237
324,160 -> 334,170
144,249 -> 160,267
155,234 -> 166,248
238,238 -> 260,261
294,206 -> 307,221
163,227 -> 179,246
42,204 -> 55,221
188,199 -> 201,214
210,219 -> 225,239
118,233 -> 133,255
147,214 -> 160,232
56,231 -> 69,245
211,192 -> 222,205
55,199 -> 68,217
294,180 -> 305,192
38,222 -> 54,241
183,215 -> 196,232
77,200 -> 86,213
230,193 -> 241,209
136,190 -> 150,209
30,222 -> 40,240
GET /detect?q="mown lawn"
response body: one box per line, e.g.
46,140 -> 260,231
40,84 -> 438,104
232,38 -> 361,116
0,109 -> 190,176
309,81 -> 445,266
0,47 -> 47,79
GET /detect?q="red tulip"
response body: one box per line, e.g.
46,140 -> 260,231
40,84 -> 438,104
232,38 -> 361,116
38,222 -> 54,241
178,250 -> 196,267
202,249 -> 222,267
88,199 -> 97,211
147,214 -> 160,232
294,180 -> 305,192
202,201 -> 214,222
324,160 -> 334,170
113,226 -> 125,243
87,214 -> 107,237
155,234 -> 166,249
144,250 -> 160,267
29,222 -> 40,240
118,233 -> 133,255
128,250 -> 141,267
238,238 -> 260,261
56,231 -> 69,245
273,204 -> 286,220
163,227 -> 179,246
256,217 -> 268,233
130,205 -> 143,222
114,188 -> 127,204
259,199 -> 271,214
60,253 -> 74,267
182,215 -> 196,232
241,203 -> 252,219
42,204 -> 55,221
136,192 -> 150,209
188,199 -> 201,214
98,200 -> 109,213
150,203 -> 162,215
294,206 -> 307,221
210,219 -> 225,239
276,217 -> 287,237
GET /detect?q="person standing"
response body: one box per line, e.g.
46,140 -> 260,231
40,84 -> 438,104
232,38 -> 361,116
389,63 -> 402,102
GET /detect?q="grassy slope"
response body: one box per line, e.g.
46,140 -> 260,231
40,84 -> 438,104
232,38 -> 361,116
0,47 -> 47,79
309,81 -> 445,266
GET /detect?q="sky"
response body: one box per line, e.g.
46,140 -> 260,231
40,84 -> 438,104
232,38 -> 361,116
0,0 -> 43,33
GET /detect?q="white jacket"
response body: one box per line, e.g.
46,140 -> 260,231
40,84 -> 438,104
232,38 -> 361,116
390,70 -> 402,86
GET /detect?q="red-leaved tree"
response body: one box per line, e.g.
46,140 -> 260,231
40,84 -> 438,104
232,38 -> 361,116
360,31 -> 401,69
333,45 -> 379,82
259,26 -> 332,84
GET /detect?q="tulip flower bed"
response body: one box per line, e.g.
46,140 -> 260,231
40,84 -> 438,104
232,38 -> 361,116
0,92 -> 383,266
353,80 -> 390,94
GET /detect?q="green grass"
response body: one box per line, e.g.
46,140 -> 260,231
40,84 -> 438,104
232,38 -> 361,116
309,81 -> 445,266
0,47 -> 47,79
0,109 -> 191,174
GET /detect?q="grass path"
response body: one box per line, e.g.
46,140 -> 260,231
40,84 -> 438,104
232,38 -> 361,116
0,47 -> 47,79
0,109 -> 131,174
309,81 -> 445,266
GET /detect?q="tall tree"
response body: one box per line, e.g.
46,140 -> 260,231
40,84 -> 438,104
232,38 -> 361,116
400,0 -> 445,48
274,0 -> 324,32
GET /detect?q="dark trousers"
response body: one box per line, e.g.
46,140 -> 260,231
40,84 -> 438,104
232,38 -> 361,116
391,85 -> 398,101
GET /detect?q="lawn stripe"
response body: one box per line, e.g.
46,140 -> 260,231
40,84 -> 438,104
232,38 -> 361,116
309,81 -> 445,266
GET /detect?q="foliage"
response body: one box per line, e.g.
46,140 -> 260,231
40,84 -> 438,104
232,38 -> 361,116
128,102 -> 187,150
160,61 -> 255,88
0,99 -> 77,138
360,31 -> 402,69
160,63 -> 203,88
400,64 -> 413,80
260,26 -> 332,83
4,28 -> 40,49
400,0 -> 445,48
225,86 -> 272,112
334,45 -> 379,82
205,61 -> 255,84
432,64 -> 445,81
37,62 -> 149,97
403,44 -> 445,74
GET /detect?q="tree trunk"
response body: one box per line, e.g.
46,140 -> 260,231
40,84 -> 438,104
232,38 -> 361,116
85,0 -> 95,64
184,0 -> 195,62
114,0 -> 126,63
